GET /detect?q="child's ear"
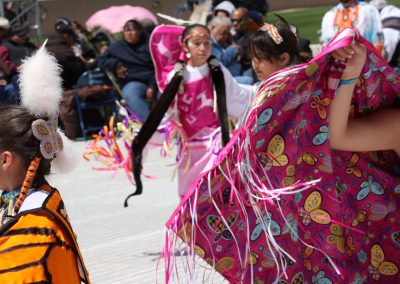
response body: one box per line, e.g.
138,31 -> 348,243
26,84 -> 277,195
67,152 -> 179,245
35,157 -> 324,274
1,151 -> 13,169
279,52 -> 290,67
182,41 -> 189,53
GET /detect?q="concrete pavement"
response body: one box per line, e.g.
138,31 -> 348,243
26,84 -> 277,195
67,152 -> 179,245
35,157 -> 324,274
48,140 -> 180,283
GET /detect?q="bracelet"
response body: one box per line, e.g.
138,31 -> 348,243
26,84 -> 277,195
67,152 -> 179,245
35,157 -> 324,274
339,77 -> 358,86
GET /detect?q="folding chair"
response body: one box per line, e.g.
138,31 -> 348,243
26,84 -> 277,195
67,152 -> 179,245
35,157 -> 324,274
74,69 -> 118,140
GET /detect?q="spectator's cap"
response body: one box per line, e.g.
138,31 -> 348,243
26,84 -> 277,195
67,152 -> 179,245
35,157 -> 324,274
55,21 -> 76,37
213,1 -> 236,17
370,0 -> 387,10
247,11 -> 264,28
9,24 -> 30,36
0,17 -> 10,30
55,16 -> 72,28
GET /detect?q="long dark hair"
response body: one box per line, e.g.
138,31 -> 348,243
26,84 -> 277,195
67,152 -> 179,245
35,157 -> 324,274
126,24 -> 229,206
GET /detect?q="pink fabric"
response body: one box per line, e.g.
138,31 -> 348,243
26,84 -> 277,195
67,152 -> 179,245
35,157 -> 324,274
164,28 -> 400,283
85,6 -> 158,33
150,25 -> 223,196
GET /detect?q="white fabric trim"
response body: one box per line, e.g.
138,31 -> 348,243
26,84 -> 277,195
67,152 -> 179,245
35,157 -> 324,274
18,190 -> 49,213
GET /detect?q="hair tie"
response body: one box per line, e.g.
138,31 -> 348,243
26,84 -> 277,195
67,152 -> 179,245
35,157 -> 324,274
260,24 -> 283,45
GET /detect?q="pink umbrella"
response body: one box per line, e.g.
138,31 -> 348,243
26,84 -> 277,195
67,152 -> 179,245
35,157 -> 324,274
85,5 -> 158,33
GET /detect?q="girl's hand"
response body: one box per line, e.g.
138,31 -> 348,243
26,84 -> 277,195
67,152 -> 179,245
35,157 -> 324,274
332,43 -> 367,80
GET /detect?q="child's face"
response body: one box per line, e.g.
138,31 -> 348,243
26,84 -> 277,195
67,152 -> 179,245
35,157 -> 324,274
184,27 -> 212,66
252,57 -> 282,81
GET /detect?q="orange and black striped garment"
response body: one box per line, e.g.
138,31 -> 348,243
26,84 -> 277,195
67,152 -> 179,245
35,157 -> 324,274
0,184 -> 90,283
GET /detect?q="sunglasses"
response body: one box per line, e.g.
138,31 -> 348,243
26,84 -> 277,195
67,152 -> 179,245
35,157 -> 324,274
232,18 -> 243,24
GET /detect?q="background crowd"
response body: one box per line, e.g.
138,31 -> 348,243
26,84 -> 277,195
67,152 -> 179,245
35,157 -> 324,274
0,0 -> 398,139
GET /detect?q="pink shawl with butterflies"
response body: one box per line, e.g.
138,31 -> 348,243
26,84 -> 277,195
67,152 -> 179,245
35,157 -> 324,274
163,28 -> 400,283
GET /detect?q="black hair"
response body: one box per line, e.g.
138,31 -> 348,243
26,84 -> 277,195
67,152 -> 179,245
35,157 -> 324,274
181,23 -> 210,44
123,19 -> 144,32
0,105 -> 51,185
126,25 -> 228,205
249,23 -> 300,65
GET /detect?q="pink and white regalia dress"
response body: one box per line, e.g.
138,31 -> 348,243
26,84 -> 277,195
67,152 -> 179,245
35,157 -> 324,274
150,25 -> 251,198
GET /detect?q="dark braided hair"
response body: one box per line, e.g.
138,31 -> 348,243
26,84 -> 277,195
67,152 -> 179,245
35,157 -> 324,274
126,24 -> 229,206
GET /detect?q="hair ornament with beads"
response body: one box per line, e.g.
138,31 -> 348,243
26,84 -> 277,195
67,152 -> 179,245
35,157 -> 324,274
260,23 -> 283,45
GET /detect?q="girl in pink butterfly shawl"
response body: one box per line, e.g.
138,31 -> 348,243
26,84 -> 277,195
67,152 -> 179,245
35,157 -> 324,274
124,24 -> 251,204
163,26 -> 400,283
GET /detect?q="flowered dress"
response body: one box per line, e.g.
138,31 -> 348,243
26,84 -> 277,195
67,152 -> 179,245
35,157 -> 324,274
164,28 -> 400,283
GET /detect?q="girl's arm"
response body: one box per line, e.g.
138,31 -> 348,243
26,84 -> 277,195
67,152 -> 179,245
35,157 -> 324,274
329,43 -> 400,154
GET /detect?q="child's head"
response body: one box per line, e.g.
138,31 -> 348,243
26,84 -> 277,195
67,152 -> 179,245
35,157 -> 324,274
0,105 -> 51,191
182,24 -> 212,67
250,23 -> 299,81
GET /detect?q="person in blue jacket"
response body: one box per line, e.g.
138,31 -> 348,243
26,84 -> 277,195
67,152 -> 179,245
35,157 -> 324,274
97,19 -> 157,121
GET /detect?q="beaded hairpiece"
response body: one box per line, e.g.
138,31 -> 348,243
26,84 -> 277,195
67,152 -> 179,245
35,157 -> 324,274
31,117 -> 63,159
260,23 -> 283,45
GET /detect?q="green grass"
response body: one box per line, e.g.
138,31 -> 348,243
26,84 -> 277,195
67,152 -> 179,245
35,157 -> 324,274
267,0 -> 400,44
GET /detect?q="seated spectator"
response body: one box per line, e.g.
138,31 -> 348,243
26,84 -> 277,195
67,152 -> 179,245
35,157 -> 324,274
209,16 -> 252,84
213,0 -> 269,16
55,17 -> 96,62
231,6 -> 248,36
213,1 -> 235,17
232,10 -> 264,84
97,19 -> 157,121
0,17 -> 19,104
1,24 -> 36,104
3,25 -> 36,66
46,22 -> 87,90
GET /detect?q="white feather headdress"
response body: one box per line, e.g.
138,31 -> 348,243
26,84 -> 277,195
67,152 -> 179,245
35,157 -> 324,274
19,40 -> 75,173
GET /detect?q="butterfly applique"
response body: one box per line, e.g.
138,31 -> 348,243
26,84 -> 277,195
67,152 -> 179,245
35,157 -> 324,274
326,224 -> 345,253
311,96 -> 330,120
206,211 -> 238,242
205,256 -> 235,273
346,153 -> 362,178
318,155 -> 333,174
297,152 -> 318,166
251,212 -> 281,241
312,270 -> 332,284
335,176 -> 347,202
216,187 -> 235,207
312,125 -> 329,146
277,272 -> 304,284
282,213 -> 298,242
282,166 -> 295,186
368,244 -> 399,280
351,211 -> 366,227
282,88 -> 310,111
357,175 -> 384,201
298,191 -> 331,225
303,246 -> 314,270
369,202 -> 396,221
259,134 -> 288,168
255,108 -> 273,134
345,236 -> 356,256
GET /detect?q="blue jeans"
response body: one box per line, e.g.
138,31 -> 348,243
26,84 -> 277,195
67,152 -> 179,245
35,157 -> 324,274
122,81 -> 151,121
